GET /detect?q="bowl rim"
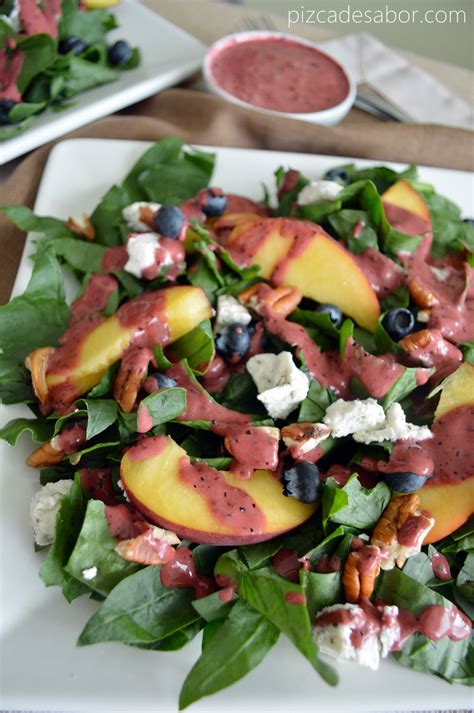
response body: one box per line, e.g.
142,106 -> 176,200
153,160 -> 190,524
203,30 -> 356,122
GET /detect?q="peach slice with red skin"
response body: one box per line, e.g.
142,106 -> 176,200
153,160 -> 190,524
381,180 -> 431,224
42,286 -> 212,411
418,362 -> 474,544
121,435 -> 316,545
225,217 -> 381,332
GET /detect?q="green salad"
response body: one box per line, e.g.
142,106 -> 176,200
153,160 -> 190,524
0,0 -> 139,139
0,137 -> 473,708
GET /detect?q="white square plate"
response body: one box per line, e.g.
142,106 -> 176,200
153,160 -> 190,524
1,139 -> 473,713
0,2 -> 206,165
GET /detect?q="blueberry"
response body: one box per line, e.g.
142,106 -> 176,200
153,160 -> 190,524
108,40 -> 132,67
382,307 -> 416,341
58,36 -> 87,55
384,471 -> 428,494
202,189 -> 228,217
314,303 -> 343,329
463,218 -> 474,227
149,372 -> 178,389
282,462 -> 321,504
323,167 -> 350,185
215,323 -> 252,361
153,205 -> 185,239
0,98 -> 17,126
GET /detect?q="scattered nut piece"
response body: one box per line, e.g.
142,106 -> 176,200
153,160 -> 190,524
407,278 -> 439,308
25,346 -> 54,406
26,441 -> 64,468
239,282 -> 302,318
281,422 -> 331,456
113,347 -> 154,413
371,494 -> 434,570
342,545 -> 381,603
67,214 -> 96,241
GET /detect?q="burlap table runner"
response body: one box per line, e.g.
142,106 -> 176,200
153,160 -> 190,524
1,87 -> 473,305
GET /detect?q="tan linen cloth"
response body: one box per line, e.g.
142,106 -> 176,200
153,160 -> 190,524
1,88 -> 474,304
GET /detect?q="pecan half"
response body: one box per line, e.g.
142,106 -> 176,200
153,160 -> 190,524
113,348 -> 154,413
138,204 -> 157,229
25,346 -> 55,406
342,545 -> 381,603
407,278 -> 440,308
239,282 -> 302,318
67,214 -> 96,241
371,494 -> 434,569
26,441 -> 64,468
281,422 -> 331,457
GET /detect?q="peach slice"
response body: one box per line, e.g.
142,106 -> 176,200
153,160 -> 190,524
418,477 -> 474,544
434,361 -> 474,419
226,218 -> 380,332
44,286 -> 212,409
418,362 -> 474,543
121,435 -> 316,545
381,180 -> 431,223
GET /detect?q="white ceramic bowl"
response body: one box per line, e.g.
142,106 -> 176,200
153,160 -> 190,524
203,31 -> 356,127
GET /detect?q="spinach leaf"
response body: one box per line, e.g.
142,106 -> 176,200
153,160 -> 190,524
8,101 -> 47,122
139,153 -> 212,204
16,33 -> 57,94
179,599 -> 279,710
122,137 -> 184,201
327,209 -> 378,254
171,320 -> 215,373
381,367 -> 430,410
214,550 -> 337,685
78,565 -> 200,646
192,590 -> 236,623
301,570 -> 343,620
457,553 -> 474,603
323,474 -> 390,530
77,398 -> 118,440
44,237 -> 106,273
65,500 -> 139,595
0,417 -> 53,445
1,205 -> 73,240
40,473 -> 90,602
289,307 -> 340,338
240,539 -> 282,570
298,379 -> 334,422
0,246 -> 69,360
87,363 -> 119,398
188,255 -> 222,303
59,0 -> 117,43
135,387 -> 187,430
61,56 -> 117,98
415,186 -> 474,258
274,166 -> 309,217
0,357 -> 33,404
376,568 -> 473,685
215,371 -> 263,415
90,184 -> 130,247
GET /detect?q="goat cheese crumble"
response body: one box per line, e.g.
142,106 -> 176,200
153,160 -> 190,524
297,180 -> 343,206
122,202 -> 161,232
313,603 -> 400,670
214,294 -> 252,334
353,402 -> 433,444
30,480 -> 73,546
323,398 -> 386,437
323,399 -> 432,444
246,351 -> 309,420
124,233 -> 171,278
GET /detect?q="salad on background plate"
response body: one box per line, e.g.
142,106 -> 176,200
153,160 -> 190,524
0,0 -> 139,139
0,138 -> 473,708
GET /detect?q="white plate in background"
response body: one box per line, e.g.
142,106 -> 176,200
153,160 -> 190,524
0,1 -> 206,165
1,139 -> 473,712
